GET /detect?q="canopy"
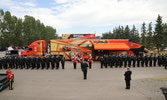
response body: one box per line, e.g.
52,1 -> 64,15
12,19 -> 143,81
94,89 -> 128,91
93,43 -> 130,50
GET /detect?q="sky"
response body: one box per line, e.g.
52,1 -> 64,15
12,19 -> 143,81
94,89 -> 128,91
0,0 -> 167,36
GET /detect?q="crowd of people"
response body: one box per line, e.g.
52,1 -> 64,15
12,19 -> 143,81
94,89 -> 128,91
100,54 -> 167,69
0,55 -> 65,70
0,54 -> 167,70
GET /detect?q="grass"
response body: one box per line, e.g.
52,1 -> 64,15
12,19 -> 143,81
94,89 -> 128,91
151,77 -> 167,81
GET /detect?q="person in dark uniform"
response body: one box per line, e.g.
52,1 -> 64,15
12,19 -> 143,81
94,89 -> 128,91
81,60 -> 88,80
41,56 -> 46,69
149,55 -> 153,67
112,55 -> 116,67
128,55 -> 132,67
115,55 -> 119,68
124,67 -> 132,89
100,56 -> 104,68
110,55 -> 114,68
51,55 -> 55,69
103,55 -> 107,68
132,55 -> 136,67
46,56 -> 51,69
61,55 -> 65,69
144,55 -> 148,67
141,55 -> 145,67
36,56 -> 41,69
158,55 -> 162,67
119,54 -> 123,68
153,54 -> 157,67
0,57 -> 2,69
164,56 -> 167,69
124,55 -> 128,68
56,55 -> 61,69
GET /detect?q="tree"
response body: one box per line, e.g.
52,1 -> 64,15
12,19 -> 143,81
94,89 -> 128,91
130,25 -> 139,43
153,15 -> 164,53
124,25 -> 130,39
141,22 -> 147,46
162,23 -> 167,47
146,22 -> 153,49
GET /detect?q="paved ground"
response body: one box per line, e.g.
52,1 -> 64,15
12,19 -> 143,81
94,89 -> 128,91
0,61 -> 167,100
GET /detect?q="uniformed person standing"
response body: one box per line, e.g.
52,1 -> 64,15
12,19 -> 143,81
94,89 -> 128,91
158,55 -> 162,67
46,56 -> 51,69
132,55 -> 136,67
153,54 -> 157,67
100,56 -> 104,68
72,55 -> 78,69
124,55 -> 128,68
79,55 -> 84,68
141,55 -> 145,67
81,60 -> 88,80
124,67 -> 132,89
149,55 -> 153,67
164,56 -> 167,69
137,55 -> 140,67
51,55 -> 55,69
0,57 -> 2,69
88,54 -> 93,69
103,55 -> 107,68
61,55 -> 65,69
128,55 -> 132,67
144,55 -> 148,67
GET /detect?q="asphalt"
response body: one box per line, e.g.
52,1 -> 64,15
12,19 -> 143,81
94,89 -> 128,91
0,61 -> 167,100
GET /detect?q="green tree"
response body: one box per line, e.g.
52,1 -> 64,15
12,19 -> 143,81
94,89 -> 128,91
153,15 -> 164,53
141,22 -> 147,46
146,22 -> 153,49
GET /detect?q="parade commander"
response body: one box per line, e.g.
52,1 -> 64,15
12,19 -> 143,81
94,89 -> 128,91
124,67 -> 132,89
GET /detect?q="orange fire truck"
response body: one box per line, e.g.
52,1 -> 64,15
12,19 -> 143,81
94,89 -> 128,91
21,39 -> 144,60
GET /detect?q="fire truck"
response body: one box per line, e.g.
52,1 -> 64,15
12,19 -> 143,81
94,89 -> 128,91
21,39 -> 144,60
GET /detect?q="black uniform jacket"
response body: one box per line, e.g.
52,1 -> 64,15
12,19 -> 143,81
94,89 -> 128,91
81,63 -> 88,71
124,71 -> 132,80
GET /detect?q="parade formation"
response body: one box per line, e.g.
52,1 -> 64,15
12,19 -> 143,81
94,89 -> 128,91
100,54 -> 167,69
0,53 -> 167,70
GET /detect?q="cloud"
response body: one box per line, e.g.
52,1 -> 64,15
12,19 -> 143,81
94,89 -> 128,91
1,0 -> 167,35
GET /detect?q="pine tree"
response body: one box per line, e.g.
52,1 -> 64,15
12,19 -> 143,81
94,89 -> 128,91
153,15 -> 164,53
141,22 -> 147,46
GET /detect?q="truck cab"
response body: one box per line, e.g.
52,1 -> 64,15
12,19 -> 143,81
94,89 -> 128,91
21,40 -> 47,57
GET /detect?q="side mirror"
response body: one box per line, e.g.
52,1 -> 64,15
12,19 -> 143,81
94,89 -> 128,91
28,47 -> 32,51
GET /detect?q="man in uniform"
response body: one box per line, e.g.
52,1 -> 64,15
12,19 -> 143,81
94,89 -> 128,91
149,55 -> 153,67
79,55 -> 84,68
164,56 -> 167,69
81,60 -> 88,80
51,55 -> 55,69
144,55 -> 148,67
153,54 -> 157,67
46,56 -> 51,69
100,56 -> 104,68
137,55 -> 140,67
0,57 -> 2,69
124,55 -> 128,68
88,54 -> 93,69
72,55 -> 78,69
141,55 -> 145,67
124,67 -> 132,89
132,55 -> 136,67
61,55 -> 65,69
128,55 -> 132,67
